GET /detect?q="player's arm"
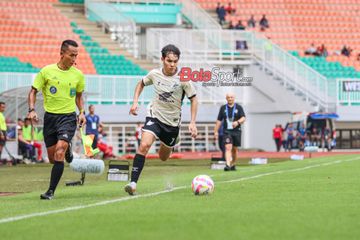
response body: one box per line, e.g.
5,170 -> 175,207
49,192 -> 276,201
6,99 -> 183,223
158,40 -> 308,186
188,96 -> 198,138
27,87 -> 38,121
76,92 -> 86,127
129,80 -> 145,116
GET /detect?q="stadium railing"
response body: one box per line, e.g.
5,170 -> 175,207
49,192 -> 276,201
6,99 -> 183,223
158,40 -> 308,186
84,0 -> 138,57
146,28 -> 336,111
336,79 -> 360,106
0,73 -> 228,105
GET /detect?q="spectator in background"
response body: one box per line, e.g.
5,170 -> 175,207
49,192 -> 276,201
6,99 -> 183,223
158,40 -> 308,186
97,123 -> 116,159
285,123 -> 295,152
22,118 -> 43,162
297,123 -> 307,151
0,102 -> 6,160
341,45 -> 352,57
317,44 -> 328,57
218,5 -> 226,26
225,2 -> 235,15
259,14 -> 269,31
272,124 -> 283,152
215,2 -> 221,17
86,105 -> 101,149
247,15 -> 256,28
235,20 -> 246,30
305,43 -> 317,56
228,22 -> 235,29
17,118 -> 36,163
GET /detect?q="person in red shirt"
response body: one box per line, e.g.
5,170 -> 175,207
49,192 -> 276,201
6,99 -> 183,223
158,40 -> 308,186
272,124 -> 283,152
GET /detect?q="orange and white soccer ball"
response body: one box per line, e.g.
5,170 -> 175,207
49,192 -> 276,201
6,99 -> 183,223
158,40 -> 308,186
191,175 -> 214,195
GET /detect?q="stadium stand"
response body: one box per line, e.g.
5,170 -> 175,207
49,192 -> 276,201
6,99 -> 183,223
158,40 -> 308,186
70,22 -> 148,75
199,0 -> 360,71
0,0 -> 148,75
0,0 -> 96,74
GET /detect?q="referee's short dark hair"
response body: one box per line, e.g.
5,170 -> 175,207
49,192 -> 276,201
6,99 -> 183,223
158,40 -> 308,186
61,39 -> 78,53
0,102 -> 5,106
161,44 -> 181,59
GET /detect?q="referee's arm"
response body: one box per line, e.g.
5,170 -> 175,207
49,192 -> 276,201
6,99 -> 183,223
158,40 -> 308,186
76,91 -> 86,126
27,87 -> 38,120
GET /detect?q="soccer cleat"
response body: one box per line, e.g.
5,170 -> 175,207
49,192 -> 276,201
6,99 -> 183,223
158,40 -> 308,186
65,142 -> 73,163
230,165 -> 236,171
40,190 -> 54,200
124,182 -> 137,196
224,165 -> 231,171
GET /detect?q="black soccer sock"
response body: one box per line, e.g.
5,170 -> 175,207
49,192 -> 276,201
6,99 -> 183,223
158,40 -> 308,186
131,154 -> 145,183
48,161 -> 64,193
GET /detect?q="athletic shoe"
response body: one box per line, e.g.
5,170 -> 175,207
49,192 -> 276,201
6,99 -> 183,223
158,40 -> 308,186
65,142 -> 73,163
230,165 -> 236,171
40,190 -> 54,200
224,165 -> 231,171
124,182 -> 137,196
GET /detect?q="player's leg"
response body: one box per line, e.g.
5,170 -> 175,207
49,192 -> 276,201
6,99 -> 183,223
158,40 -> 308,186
125,131 -> 156,195
158,143 -> 172,161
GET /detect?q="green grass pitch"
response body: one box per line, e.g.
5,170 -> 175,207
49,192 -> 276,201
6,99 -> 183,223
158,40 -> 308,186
0,155 -> 359,240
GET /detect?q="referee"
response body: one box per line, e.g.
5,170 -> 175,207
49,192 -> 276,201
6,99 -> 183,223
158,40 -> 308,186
27,40 -> 86,200
0,102 -> 6,160
214,93 -> 245,171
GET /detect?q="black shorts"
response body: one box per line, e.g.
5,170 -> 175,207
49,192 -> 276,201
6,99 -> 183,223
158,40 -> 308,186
223,130 -> 242,147
43,112 -> 77,148
142,117 -> 179,147
0,131 -> 6,146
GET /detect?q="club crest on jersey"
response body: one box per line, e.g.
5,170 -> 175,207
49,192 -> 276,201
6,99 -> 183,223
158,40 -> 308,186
159,91 -> 175,103
50,86 -> 57,94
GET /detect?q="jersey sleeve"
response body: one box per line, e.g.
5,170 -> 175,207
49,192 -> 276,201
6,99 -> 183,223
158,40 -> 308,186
32,70 -> 45,91
183,82 -> 196,99
217,106 -> 224,121
238,105 -> 246,118
142,70 -> 154,86
76,73 -> 85,92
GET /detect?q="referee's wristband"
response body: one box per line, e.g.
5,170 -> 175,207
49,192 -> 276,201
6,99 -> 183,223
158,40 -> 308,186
79,109 -> 85,115
28,108 -> 35,113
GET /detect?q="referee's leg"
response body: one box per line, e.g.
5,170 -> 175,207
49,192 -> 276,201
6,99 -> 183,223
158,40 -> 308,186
41,140 -> 69,199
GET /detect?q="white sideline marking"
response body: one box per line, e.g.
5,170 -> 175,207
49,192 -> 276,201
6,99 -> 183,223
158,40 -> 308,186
0,157 -> 358,224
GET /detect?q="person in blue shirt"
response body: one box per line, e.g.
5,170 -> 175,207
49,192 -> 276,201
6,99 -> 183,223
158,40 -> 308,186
85,105 -> 101,149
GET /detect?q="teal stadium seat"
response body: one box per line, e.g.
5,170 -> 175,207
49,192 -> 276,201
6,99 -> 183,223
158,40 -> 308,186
70,22 -> 147,76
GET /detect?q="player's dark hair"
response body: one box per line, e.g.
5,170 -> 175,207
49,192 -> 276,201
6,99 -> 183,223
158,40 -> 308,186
161,44 -> 181,59
61,39 -> 78,53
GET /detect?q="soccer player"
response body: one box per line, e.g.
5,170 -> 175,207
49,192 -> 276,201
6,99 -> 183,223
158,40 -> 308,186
27,40 -> 86,200
0,102 -> 7,160
124,44 -> 198,195
214,93 -> 245,171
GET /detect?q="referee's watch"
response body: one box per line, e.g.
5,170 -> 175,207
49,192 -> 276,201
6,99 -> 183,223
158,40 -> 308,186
28,108 -> 35,113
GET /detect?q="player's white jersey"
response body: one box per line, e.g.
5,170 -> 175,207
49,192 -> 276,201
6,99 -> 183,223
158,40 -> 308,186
143,68 -> 196,127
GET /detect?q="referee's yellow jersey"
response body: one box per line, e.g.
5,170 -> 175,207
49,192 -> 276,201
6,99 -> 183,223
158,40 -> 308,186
33,64 -> 85,114
0,112 -> 6,131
